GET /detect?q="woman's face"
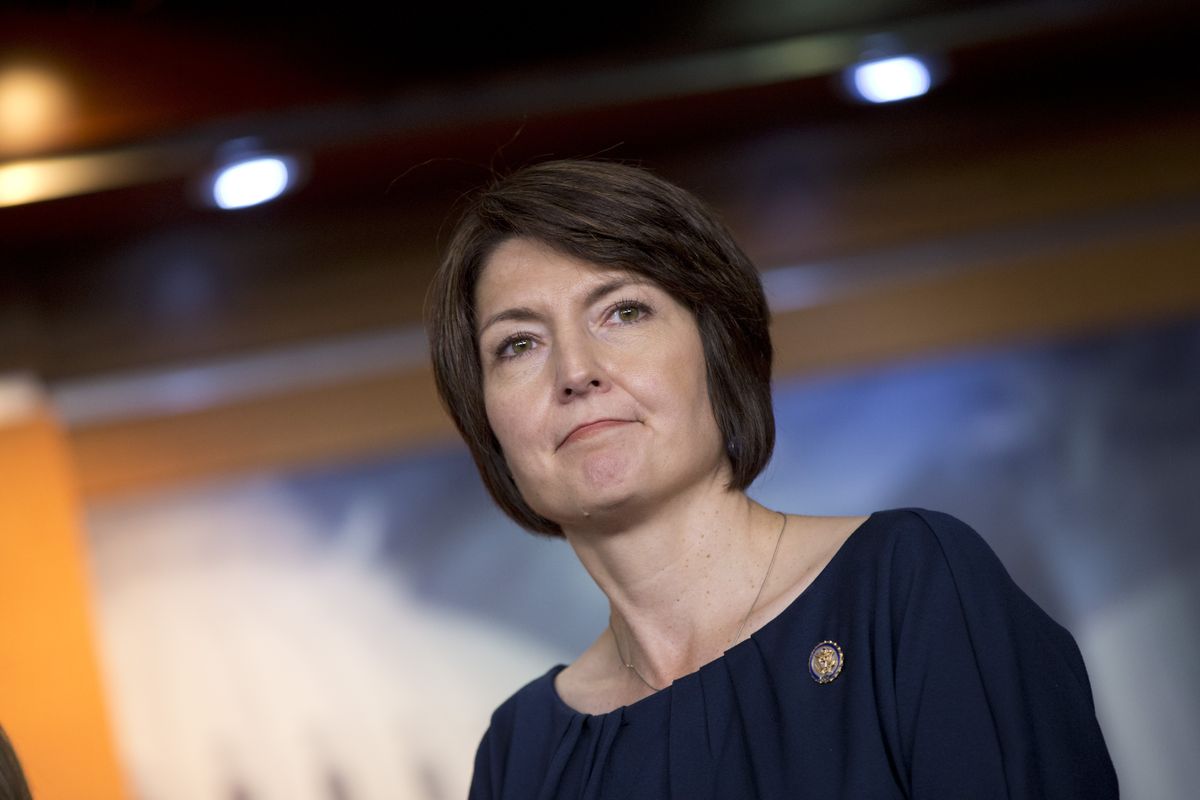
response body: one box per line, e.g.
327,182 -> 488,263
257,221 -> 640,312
475,237 -> 727,526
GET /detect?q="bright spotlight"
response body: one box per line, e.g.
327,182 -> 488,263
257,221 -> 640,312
850,56 -> 932,104
211,156 -> 292,210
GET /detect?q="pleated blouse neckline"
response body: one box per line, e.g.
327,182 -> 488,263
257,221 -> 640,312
545,510 -> 880,719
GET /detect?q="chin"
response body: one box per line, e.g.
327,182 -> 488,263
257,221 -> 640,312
531,478 -> 647,527
523,448 -> 674,525
576,486 -> 643,518
541,481 -> 643,522
577,448 -> 639,488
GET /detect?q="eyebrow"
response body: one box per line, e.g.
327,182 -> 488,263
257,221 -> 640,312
476,277 -> 643,338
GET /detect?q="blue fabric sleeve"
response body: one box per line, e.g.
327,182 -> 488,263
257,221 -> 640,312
467,724 -> 494,800
468,698 -> 515,800
895,509 -> 1118,798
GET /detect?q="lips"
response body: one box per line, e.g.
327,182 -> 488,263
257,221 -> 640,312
559,418 -> 632,449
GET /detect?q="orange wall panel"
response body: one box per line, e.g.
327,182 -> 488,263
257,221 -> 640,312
0,397 -> 127,800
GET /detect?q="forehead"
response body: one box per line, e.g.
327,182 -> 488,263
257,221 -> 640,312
475,238 -> 639,309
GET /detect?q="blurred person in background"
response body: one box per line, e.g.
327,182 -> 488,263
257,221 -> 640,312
427,159 -> 1118,798
0,725 -> 33,800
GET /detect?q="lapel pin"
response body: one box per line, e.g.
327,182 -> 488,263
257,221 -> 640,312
809,640 -> 844,684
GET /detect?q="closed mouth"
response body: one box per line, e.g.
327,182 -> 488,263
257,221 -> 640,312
558,419 -> 630,449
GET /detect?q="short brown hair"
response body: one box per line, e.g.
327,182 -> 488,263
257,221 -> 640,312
426,159 -> 774,537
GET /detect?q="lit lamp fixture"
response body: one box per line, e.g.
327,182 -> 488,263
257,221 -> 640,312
210,154 -> 297,210
848,55 -> 934,104
0,62 -> 75,154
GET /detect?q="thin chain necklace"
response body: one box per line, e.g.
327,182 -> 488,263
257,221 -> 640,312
609,510 -> 789,693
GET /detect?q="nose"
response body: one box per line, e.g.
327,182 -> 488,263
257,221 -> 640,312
562,377 -> 601,398
555,329 -> 607,401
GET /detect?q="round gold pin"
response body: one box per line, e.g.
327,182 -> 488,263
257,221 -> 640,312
809,640 -> 844,684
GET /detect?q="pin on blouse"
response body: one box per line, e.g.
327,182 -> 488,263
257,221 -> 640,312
809,640 -> 844,684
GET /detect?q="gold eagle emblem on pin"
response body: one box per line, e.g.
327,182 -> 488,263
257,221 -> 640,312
809,640 -> 844,684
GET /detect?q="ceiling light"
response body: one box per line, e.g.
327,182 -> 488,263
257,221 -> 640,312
849,56 -> 932,104
211,156 -> 294,210
0,63 -> 74,153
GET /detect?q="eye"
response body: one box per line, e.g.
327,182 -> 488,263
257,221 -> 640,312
608,299 -> 651,325
495,333 -> 538,360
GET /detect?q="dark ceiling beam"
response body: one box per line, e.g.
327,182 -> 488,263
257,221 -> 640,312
6,88 -> 1194,381
0,0 -> 1144,206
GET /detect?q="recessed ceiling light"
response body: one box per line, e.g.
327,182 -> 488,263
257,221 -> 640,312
211,156 -> 294,210
849,56 -> 932,104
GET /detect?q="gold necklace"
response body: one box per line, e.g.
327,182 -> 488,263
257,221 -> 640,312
609,511 -> 788,693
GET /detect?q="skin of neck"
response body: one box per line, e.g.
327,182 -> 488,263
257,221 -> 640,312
559,467 -> 784,688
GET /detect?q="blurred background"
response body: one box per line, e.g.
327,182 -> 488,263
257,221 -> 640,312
1,1 -> 1198,798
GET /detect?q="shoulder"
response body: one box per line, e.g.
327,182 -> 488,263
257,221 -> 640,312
859,506 -> 990,552
862,510 -> 1118,796
840,508 -> 1073,646
474,663 -> 566,760
878,507 -> 1043,610
891,507 -> 1008,571
855,509 -> 1077,693
849,507 -> 1014,589
865,507 -> 1091,686
484,664 -> 563,733
750,508 -> 1008,636
470,667 -> 563,799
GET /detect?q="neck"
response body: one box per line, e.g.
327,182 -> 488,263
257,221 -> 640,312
560,475 -> 784,688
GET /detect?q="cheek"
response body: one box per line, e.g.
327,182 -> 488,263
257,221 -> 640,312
484,390 -> 522,451
636,329 -> 711,417
661,343 -> 724,458
484,387 -> 546,481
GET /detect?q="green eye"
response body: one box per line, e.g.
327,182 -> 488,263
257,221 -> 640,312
495,333 -> 536,360
612,300 -> 650,324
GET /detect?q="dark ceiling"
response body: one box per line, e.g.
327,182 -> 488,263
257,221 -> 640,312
1,0 -> 1197,379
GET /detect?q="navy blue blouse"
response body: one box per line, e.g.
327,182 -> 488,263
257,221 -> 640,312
468,508 -> 1118,799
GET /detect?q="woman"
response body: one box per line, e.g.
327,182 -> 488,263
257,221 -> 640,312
426,160 -> 1118,798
